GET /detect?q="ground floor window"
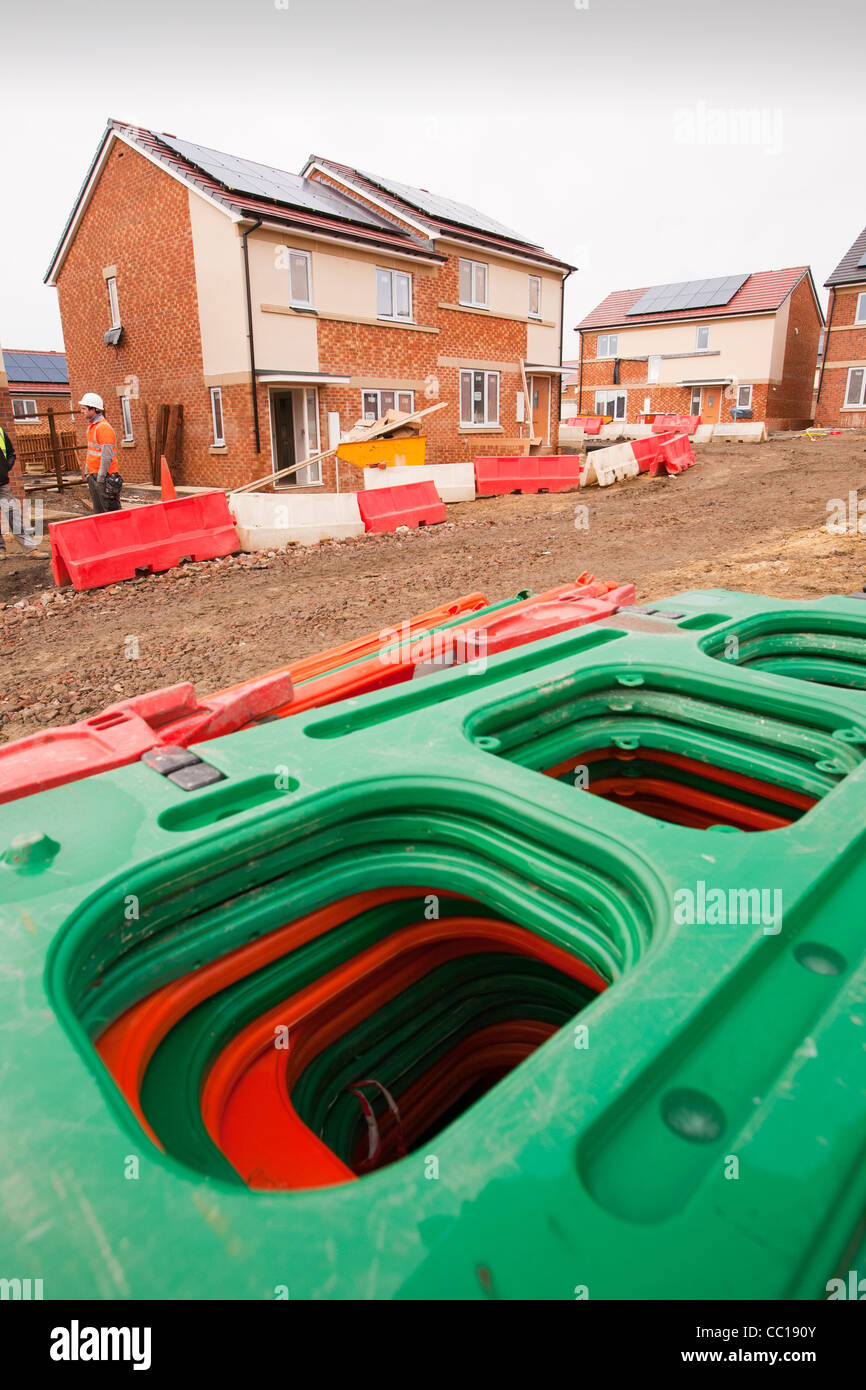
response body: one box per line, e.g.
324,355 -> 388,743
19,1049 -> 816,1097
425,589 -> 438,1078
844,367 -> 866,409
210,387 -> 225,445
12,398 -> 38,419
460,370 -> 499,427
271,387 -> 321,486
594,389 -> 626,420
121,395 -> 134,442
362,389 -> 414,420
736,384 -> 753,409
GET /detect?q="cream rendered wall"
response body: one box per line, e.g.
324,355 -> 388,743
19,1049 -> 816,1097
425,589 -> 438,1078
609,314 -> 777,384
248,229 -> 318,372
188,192 -> 250,380
768,296 -> 790,382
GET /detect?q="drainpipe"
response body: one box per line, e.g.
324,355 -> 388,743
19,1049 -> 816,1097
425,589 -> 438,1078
815,287 -> 835,414
557,271 -> 571,436
577,330 -> 585,414
242,218 -> 263,454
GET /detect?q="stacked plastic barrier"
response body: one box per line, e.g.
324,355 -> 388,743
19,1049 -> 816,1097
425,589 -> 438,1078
2,589 -> 865,1299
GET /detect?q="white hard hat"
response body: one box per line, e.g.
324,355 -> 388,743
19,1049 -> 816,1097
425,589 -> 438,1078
78,392 -> 104,410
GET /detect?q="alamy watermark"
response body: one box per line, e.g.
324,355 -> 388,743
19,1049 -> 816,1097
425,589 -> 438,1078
826,491 -> 866,535
674,102 -> 783,157
674,880 -> 783,935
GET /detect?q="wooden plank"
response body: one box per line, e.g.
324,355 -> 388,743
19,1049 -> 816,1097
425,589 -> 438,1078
45,408 -> 64,490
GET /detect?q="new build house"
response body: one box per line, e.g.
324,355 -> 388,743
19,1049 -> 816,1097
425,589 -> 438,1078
1,350 -> 71,425
573,268 -> 822,432
815,223 -> 866,428
45,122 -> 572,491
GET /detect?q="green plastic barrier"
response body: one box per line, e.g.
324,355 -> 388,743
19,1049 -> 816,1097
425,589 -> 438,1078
1,588 -> 866,1300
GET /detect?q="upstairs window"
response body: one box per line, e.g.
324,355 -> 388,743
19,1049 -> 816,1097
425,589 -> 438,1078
597,334 -> 618,358
107,276 -> 121,329
856,293 -> 866,326
288,250 -> 313,308
120,396 -> 134,442
459,258 -> 488,309
210,387 -> 225,445
362,389 -> 414,420
529,276 -> 541,318
696,325 -> 710,350
12,398 -> 38,419
377,268 -> 412,321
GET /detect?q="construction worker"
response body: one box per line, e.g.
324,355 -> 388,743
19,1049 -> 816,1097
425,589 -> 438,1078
0,421 -> 39,559
79,392 -> 122,513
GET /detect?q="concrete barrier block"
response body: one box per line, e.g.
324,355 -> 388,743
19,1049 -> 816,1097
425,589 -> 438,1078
364,462 -> 475,503
229,491 -> 364,548
712,422 -> 768,443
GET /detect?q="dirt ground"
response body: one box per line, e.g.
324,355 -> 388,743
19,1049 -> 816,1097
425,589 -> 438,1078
2,433 -> 865,744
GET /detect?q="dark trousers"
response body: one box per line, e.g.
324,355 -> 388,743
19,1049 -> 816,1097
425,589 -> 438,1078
87,474 -> 122,513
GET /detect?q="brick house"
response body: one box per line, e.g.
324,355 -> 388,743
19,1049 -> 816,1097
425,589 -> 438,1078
814,224 -> 866,428
573,268 -> 823,432
1,350 -> 71,426
45,121 -> 572,492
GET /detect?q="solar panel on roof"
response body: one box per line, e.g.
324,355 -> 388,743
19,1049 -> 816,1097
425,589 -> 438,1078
2,351 -> 68,385
158,136 -> 394,231
354,167 -> 531,243
627,272 -> 751,316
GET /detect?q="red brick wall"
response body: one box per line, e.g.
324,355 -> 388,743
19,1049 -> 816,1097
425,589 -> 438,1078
815,286 -> 866,428
764,275 -> 822,430
55,140 -> 210,488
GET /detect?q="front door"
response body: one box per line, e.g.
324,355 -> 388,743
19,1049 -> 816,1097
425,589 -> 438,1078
271,388 -> 321,487
699,387 -> 722,425
529,375 -> 550,445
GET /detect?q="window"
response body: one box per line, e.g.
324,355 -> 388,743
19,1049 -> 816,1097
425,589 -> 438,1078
459,258 -> 488,309
736,384 -> 753,409
120,396 -> 134,442
844,367 -> 866,409
287,249 -> 313,308
460,369 -> 499,426
594,389 -> 627,420
597,334 -> 618,358
362,389 -> 415,421
12,398 -> 38,419
856,293 -> 866,326
690,386 -> 702,414
695,325 -> 710,351
529,276 -> 541,318
377,268 -> 412,321
647,355 -> 661,384
107,276 -> 121,329
210,387 -> 225,445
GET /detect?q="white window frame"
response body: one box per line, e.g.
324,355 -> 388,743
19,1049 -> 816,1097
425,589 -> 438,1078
361,389 -> 415,420
459,258 -> 488,309
597,334 -> 618,359
844,366 -> 866,409
460,369 -> 499,427
736,384 -> 753,410
528,275 -> 542,319
210,387 -> 225,446
695,325 -> 710,351
107,276 -> 121,329
647,355 -> 661,384
855,293 -> 866,326
12,398 -> 39,419
120,395 -> 134,442
594,389 -> 627,420
690,386 -> 702,415
287,249 -> 313,309
376,268 -> 413,322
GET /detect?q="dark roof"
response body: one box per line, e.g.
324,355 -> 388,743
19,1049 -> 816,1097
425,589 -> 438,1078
825,224 -> 866,288
578,267 -> 816,331
3,349 -> 69,386
305,156 -> 573,271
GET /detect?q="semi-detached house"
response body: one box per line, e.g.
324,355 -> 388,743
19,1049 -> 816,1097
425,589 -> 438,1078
815,222 -> 866,428
572,267 -> 823,433
45,122 -> 573,491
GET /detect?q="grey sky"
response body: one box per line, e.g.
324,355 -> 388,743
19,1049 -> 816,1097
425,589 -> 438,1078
1,0 -> 863,356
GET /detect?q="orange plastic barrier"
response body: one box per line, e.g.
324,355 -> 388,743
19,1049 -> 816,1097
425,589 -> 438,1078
356,481 -> 446,533
649,433 -> 695,476
50,491 -> 239,591
203,916 -> 606,1189
652,414 -> 701,436
474,457 -> 583,496
0,673 -> 293,806
568,416 -> 604,435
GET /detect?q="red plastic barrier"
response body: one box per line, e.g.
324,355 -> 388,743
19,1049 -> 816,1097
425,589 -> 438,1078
0,672 -> 292,805
50,491 -> 239,592
474,456 -> 584,496
629,433 -> 677,472
568,416 -> 603,435
651,414 -> 700,436
356,481 -> 446,533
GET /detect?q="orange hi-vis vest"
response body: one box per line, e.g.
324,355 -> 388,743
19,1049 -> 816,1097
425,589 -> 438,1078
85,416 -> 118,474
